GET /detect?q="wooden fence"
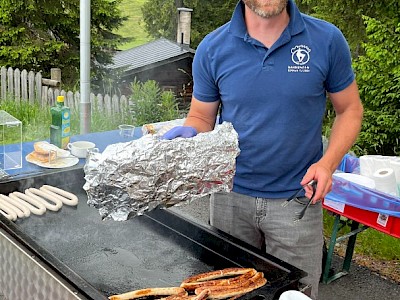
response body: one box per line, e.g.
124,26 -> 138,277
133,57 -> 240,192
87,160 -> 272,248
0,66 -> 129,116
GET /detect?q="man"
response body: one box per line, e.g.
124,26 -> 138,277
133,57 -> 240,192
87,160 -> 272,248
163,0 -> 363,298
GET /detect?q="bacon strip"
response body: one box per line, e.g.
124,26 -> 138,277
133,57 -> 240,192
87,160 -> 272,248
194,272 -> 267,300
109,268 -> 267,300
181,268 -> 257,291
181,268 -> 256,284
108,287 -> 187,300
163,289 -> 209,300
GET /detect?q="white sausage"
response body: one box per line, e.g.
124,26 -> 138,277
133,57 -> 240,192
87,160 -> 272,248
0,200 -> 18,221
9,192 -> 46,215
25,188 -> 63,212
0,194 -> 31,217
40,185 -> 78,206
0,195 -> 26,218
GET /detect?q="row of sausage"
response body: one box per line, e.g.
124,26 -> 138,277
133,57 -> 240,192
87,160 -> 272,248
0,185 -> 78,221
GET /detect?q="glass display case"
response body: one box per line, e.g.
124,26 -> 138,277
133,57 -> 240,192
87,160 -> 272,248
0,110 -> 22,171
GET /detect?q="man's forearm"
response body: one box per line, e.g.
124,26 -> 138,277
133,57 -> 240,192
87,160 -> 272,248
320,109 -> 363,173
184,114 -> 216,133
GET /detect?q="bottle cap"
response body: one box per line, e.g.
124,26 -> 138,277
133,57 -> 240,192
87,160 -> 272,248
57,95 -> 64,103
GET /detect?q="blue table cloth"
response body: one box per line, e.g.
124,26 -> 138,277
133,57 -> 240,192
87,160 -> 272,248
3,127 -> 143,179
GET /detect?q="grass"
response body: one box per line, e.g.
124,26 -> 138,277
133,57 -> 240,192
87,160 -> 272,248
324,212 -> 400,260
0,98 -> 132,143
115,0 -> 154,50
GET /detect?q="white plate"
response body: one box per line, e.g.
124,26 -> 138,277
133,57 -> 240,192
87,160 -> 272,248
26,154 -> 79,169
279,291 -> 312,300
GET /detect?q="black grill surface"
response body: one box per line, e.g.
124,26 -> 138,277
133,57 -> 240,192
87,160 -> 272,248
0,168 -> 306,299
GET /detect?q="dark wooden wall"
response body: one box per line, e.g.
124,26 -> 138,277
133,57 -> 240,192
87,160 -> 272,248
119,57 -> 193,110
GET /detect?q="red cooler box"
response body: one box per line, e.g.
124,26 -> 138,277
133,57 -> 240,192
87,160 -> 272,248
324,171 -> 400,238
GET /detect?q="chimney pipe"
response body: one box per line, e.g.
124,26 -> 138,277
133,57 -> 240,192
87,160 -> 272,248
177,7 -> 193,46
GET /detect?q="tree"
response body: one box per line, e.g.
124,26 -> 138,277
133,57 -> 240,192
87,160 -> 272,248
0,0 -> 128,87
297,0 -> 400,155
142,0 -> 237,48
352,16 -> 400,155
297,0 -> 400,56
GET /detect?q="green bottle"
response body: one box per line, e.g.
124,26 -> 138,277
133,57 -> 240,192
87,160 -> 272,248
50,95 -> 71,149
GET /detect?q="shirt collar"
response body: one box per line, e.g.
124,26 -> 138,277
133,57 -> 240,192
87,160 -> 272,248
228,0 -> 306,38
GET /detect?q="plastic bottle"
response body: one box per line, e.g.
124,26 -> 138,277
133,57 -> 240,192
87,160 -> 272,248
50,95 -> 71,149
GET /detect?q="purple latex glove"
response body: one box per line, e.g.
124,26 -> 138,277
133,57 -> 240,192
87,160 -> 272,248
161,126 -> 197,140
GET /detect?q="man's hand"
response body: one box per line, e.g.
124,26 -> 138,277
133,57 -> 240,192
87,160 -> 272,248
301,162 -> 333,203
161,126 -> 197,140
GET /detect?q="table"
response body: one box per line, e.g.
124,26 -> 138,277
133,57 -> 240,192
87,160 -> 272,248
321,206 -> 368,284
2,127 -> 143,180
321,197 -> 400,284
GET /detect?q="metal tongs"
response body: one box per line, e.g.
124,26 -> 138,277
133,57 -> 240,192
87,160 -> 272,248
281,180 -> 317,222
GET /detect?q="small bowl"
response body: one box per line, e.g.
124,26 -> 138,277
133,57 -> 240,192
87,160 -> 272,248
119,124 -> 135,138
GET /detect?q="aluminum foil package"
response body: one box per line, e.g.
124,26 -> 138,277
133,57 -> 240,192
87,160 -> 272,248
83,122 -> 240,221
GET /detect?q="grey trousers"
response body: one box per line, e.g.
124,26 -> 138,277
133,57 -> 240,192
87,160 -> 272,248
210,191 -> 323,300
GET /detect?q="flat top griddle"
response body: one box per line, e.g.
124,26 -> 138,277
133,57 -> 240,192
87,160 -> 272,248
0,168 -> 306,300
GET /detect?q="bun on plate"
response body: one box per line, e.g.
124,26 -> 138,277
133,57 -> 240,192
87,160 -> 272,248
27,151 -> 57,163
33,141 -> 60,155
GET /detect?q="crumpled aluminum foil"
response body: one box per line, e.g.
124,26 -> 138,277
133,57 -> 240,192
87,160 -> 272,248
83,122 -> 240,221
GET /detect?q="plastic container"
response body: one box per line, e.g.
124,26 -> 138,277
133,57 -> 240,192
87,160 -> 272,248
50,95 -> 71,149
118,124 -> 135,139
324,154 -> 400,238
0,110 -> 22,170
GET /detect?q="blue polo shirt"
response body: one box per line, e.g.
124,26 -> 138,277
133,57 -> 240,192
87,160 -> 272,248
192,0 -> 355,198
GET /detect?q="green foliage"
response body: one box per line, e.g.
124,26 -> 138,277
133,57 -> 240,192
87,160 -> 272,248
0,0 -> 128,87
296,1 -> 400,156
186,0 -> 238,47
142,0 -> 177,42
352,16 -> 400,156
113,0 -> 154,50
142,0 -> 237,48
0,99 -> 51,142
297,1 -> 400,57
129,80 -> 181,126
89,97 -> 133,132
160,91 -> 182,122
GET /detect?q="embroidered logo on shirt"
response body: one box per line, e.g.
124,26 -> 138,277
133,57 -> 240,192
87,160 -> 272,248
288,45 -> 311,73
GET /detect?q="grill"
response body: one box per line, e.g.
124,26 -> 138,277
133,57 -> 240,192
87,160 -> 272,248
0,168 -> 306,300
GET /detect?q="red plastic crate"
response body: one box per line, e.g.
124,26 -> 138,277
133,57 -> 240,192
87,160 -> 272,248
323,199 -> 400,238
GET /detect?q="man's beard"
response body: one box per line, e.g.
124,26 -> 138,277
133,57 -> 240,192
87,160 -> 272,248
242,0 -> 288,18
